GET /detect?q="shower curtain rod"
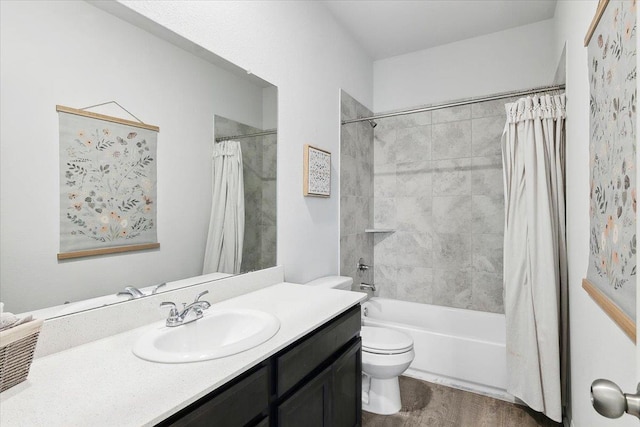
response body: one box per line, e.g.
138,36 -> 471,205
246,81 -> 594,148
341,84 -> 566,125
215,129 -> 277,142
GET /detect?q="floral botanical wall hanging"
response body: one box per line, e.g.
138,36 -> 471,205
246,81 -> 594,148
57,105 -> 160,260
584,0 -> 636,342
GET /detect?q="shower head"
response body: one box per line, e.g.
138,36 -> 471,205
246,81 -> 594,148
367,119 -> 377,128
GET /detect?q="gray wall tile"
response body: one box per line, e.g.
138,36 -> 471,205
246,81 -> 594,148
359,96 -> 507,314
433,269 -> 473,309
341,123 -> 358,158
433,233 -> 472,270
356,121 -> 374,162
394,231 -> 433,268
433,120 -> 472,160
374,163 -> 397,197
472,233 -> 504,274
471,156 -> 503,197
433,196 -> 473,233
373,126 -> 396,166
396,161 -> 432,197
374,265 -> 398,299
472,195 -> 504,234
472,116 -> 504,157
374,197 -> 397,229
472,99 -> 506,119
340,195 -> 356,236
340,154 -> 357,197
374,232 -> 398,267
396,125 -> 431,163
340,92 -> 375,288
432,105 -> 471,123
396,267 -> 433,304
355,196 -> 371,234
394,110 -> 432,128
433,158 -> 472,196
396,196 -> 433,232
472,272 -> 504,313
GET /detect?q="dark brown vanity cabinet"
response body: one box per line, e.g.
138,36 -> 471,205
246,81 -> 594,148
158,304 -> 362,427
277,339 -> 361,427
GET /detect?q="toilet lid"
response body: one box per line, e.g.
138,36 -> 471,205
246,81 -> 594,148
361,326 -> 413,354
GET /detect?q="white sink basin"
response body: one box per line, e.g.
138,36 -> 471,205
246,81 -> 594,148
133,309 -> 280,363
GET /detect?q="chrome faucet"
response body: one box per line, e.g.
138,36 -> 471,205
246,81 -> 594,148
117,283 -> 166,300
360,282 -> 376,292
152,283 -> 166,294
117,286 -> 145,299
160,290 -> 211,327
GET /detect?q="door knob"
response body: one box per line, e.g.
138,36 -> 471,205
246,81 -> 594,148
590,379 -> 640,419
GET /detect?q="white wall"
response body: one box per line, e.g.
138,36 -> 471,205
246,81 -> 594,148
373,19 -> 557,112
116,0 -> 374,284
553,2 -> 637,426
0,0 -> 267,312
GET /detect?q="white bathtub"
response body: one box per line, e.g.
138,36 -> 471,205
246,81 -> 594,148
361,297 -> 513,402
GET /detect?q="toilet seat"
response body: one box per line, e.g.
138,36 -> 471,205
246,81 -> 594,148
361,326 -> 413,355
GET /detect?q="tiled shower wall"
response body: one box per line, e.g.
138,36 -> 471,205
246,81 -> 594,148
372,99 -> 509,313
340,91 -> 374,288
214,116 -> 277,273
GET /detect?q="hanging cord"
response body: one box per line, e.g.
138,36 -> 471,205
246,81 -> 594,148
81,101 -> 146,124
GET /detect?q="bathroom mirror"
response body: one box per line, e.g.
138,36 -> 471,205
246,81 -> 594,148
0,1 -> 277,317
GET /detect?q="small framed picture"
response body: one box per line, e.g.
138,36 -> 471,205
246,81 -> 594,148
303,144 -> 331,197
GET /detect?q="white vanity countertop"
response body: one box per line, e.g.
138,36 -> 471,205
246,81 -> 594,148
0,283 -> 366,427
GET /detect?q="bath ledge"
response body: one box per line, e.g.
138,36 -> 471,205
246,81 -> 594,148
364,228 -> 395,233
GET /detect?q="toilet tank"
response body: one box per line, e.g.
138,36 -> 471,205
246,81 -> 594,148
305,276 -> 353,290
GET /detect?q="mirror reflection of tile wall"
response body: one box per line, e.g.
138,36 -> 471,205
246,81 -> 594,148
215,116 -> 276,273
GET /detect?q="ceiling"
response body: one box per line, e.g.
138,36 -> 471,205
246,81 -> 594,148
323,0 -> 557,60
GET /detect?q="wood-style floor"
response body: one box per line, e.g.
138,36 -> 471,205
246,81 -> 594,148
362,376 -> 562,427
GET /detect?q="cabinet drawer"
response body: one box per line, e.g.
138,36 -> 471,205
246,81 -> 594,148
276,305 -> 360,396
159,364 -> 269,427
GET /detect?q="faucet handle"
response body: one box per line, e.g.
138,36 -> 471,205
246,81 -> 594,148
194,290 -> 209,302
160,301 -> 178,316
152,283 -> 166,294
160,302 -> 182,327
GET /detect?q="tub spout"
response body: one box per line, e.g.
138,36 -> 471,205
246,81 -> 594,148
360,282 -> 376,292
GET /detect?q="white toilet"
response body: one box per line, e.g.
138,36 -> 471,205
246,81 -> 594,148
305,275 -> 415,415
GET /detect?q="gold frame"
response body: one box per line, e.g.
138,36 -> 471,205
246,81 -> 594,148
303,144 -> 331,197
584,0 -> 609,47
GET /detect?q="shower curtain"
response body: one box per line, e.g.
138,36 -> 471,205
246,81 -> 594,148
203,140 -> 245,275
502,94 -> 566,423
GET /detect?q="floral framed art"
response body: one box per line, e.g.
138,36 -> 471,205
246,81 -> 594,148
584,0 -> 637,342
57,105 -> 160,260
303,144 -> 331,197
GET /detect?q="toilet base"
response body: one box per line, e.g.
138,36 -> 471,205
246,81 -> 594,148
362,376 -> 402,415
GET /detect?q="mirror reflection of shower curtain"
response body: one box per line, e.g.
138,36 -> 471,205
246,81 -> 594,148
203,140 -> 245,275
502,94 -> 566,423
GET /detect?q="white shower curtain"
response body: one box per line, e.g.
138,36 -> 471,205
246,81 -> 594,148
203,140 -> 245,275
502,94 -> 567,423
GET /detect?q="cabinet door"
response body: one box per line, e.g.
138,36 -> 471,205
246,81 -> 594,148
159,365 -> 269,427
332,339 -> 362,427
277,366 -> 332,427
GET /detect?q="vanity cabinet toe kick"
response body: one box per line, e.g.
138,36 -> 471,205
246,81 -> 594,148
158,304 -> 362,427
